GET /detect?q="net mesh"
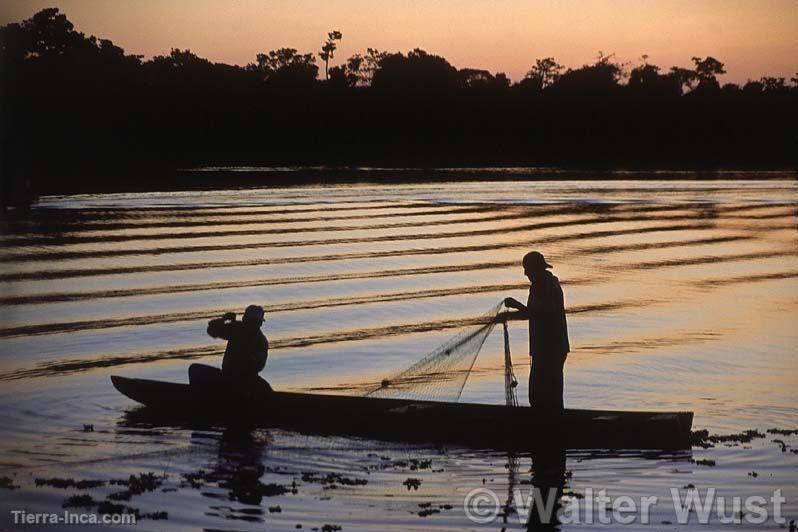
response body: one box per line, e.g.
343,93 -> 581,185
503,320 -> 519,407
366,302 -> 515,403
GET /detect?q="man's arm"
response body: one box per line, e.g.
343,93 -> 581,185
500,297 -> 529,322
502,292 -> 553,321
207,312 -> 236,340
496,310 -> 528,323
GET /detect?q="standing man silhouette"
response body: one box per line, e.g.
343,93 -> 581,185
501,251 -> 570,411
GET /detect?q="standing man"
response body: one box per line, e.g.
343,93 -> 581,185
501,251 -> 570,411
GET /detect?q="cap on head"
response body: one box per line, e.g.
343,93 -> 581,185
242,304 -> 265,325
522,251 -> 552,271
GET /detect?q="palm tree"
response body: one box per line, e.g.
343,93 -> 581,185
319,30 -> 342,80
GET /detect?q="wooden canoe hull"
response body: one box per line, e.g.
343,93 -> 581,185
111,375 -> 694,450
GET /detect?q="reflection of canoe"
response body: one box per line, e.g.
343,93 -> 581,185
111,374 -> 694,450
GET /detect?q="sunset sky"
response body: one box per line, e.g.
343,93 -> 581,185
4,0 -> 797,83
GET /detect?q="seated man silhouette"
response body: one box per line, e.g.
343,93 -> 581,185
204,304 -> 272,396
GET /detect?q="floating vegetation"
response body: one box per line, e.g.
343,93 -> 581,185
0,476 -> 20,490
97,501 -> 126,514
407,459 -> 433,471
767,429 -> 798,436
62,494 -> 97,508
205,505 -> 263,523
301,472 -> 367,487
416,502 -> 453,517
692,458 -> 716,467
96,501 -> 167,520
257,484 -> 292,496
403,478 -> 422,490
177,467 -> 295,506
691,429 -> 766,448
223,481 -> 291,505
109,472 -> 165,498
51,473 -> 168,520
180,470 -> 207,489
35,477 -> 105,489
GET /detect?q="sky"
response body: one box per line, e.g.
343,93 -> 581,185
3,0 -> 797,83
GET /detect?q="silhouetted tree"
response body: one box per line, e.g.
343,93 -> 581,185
328,63 -> 355,87
690,56 -> 726,92
692,56 -> 726,82
328,50 -> 387,88
360,48 -> 387,86
457,68 -> 510,90
628,58 -> 686,98
330,48 -> 388,87
552,52 -> 623,95
721,82 -> 741,95
628,64 -> 661,90
667,66 -> 699,94
145,48 -> 213,79
524,57 -> 564,90
248,47 -> 318,85
3,7 -> 796,193
371,49 -> 458,92
319,30 -> 342,80
5,7 -> 81,58
1,7 -> 141,74
760,76 -> 787,93
742,79 -> 764,94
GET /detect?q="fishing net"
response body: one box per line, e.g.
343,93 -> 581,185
366,301 -> 519,405
503,320 -> 519,407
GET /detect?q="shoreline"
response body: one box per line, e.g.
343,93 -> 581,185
8,167 -> 798,199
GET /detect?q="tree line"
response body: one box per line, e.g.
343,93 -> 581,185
2,8 -> 797,195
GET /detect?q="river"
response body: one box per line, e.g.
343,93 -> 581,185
1,175 -> 796,530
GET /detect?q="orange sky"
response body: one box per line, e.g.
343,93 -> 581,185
4,0 -> 797,83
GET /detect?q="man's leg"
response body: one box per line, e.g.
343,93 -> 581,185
531,356 -> 565,411
553,361 -> 564,412
529,358 -> 554,408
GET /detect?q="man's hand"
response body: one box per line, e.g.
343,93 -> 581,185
223,312 -> 236,321
496,310 -> 525,323
504,297 -> 524,310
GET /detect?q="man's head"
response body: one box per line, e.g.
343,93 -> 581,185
522,251 -> 552,281
242,305 -> 265,328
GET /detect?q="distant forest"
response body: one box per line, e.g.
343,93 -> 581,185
2,8 -> 797,195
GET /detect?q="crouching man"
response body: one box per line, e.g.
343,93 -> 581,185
206,304 -> 272,396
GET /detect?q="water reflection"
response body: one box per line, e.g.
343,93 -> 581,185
110,409 -> 704,530
204,426 -> 271,506
526,436 -> 567,531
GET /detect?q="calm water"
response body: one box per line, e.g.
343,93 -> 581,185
1,177 -> 796,530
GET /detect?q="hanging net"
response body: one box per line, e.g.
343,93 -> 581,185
503,320 -> 519,407
366,301 -> 519,406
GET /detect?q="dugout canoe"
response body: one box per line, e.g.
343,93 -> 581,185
111,375 -> 694,450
